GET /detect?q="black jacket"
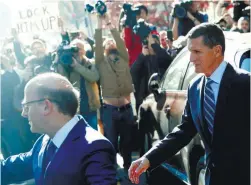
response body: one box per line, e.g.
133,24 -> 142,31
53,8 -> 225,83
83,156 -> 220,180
145,64 -> 250,185
131,43 -> 172,113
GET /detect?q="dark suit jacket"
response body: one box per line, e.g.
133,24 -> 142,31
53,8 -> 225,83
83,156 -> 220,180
1,118 -> 117,185
145,64 -> 250,185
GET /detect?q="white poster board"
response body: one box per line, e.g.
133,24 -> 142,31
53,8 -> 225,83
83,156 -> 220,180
13,3 -> 59,34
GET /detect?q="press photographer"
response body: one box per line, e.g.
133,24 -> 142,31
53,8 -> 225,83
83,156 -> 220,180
120,3 -> 148,67
171,0 -> 208,40
131,19 -> 173,114
55,38 -> 101,130
9,28 -> 54,73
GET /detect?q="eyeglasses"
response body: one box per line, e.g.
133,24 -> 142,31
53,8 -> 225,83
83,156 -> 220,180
22,98 -> 58,113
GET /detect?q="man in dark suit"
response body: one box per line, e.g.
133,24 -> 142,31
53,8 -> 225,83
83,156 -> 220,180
1,72 -> 117,185
128,23 -> 250,185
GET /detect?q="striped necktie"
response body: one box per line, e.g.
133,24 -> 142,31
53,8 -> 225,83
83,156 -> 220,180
204,78 -> 215,135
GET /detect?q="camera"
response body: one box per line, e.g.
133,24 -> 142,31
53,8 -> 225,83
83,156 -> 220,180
121,3 -> 140,28
242,6 -> 250,17
172,0 -> 193,19
133,19 -> 156,46
56,41 -> 79,67
86,0 -> 107,16
25,54 -> 54,76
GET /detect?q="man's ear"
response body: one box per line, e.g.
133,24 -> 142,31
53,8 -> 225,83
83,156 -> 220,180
213,45 -> 222,58
43,99 -> 53,116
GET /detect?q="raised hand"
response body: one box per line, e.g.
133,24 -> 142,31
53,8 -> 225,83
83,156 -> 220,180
128,157 -> 150,184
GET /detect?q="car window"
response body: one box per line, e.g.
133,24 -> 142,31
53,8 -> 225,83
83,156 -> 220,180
161,47 -> 190,90
181,62 -> 201,90
240,58 -> 250,72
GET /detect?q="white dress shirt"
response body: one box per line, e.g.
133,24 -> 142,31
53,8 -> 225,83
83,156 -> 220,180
206,61 -> 227,104
52,115 -> 80,149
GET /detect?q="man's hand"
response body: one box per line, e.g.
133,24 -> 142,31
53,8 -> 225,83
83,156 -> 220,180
148,34 -> 155,46
128,157 -> 150,184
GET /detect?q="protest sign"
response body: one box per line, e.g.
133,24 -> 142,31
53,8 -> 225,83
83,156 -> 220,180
14,3 -> 59,34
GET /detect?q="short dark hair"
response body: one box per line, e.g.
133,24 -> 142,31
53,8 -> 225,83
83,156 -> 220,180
36,86 -> 79,117
188,23 -> 225,54
135,4 -> 148,16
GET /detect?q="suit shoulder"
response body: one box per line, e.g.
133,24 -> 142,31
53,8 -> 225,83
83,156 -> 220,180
84,127 -> 114,150
233,67 -> 250,84
235,68 -> 250,78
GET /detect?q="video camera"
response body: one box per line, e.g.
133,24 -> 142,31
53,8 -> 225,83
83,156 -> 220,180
242,6 -> 250,17
172,0 -> 193,19
121,3 -> 140,28
56,40 -> 79,68
133,19 -> 156,46
86,0 -> 107,16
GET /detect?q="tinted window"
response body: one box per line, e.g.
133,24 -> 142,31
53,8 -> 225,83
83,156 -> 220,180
240,58 -> 251,72
161,48 -> 190,90
181,62 -> 201,90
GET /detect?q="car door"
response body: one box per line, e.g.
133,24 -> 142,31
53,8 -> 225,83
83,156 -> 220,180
146,47 -> 203,184
149,47 -> 199,138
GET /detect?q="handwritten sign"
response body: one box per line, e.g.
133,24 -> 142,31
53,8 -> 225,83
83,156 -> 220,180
14,3 -> 59,34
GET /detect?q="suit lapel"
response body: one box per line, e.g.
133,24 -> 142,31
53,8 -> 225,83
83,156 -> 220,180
34,134 -> 50,183
44,120 -> 84,176
212,64 -> 235,144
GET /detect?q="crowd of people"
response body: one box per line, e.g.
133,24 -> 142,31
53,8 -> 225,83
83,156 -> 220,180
1,1 -> 250,185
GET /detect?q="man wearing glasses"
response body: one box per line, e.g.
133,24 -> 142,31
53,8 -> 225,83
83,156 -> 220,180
1,72 -> 117,185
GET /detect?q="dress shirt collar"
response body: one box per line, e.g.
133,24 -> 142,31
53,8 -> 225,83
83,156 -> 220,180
207,61 -> 227,84
52,115 -> 80,148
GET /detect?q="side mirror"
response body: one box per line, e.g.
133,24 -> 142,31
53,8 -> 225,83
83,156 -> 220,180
148,73 -> 160,95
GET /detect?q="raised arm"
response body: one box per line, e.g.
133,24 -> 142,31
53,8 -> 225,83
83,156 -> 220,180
104,15 -> 129,62
94,16 -> 104,64
72,57 -> 99,82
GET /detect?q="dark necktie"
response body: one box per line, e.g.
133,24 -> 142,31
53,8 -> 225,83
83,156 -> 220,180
204,78 -> 215,135
43,140 -> 57,172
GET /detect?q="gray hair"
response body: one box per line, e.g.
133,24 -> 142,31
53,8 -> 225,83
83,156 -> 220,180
187,23 -> 225,54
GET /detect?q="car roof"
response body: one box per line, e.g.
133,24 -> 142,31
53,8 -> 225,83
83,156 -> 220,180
224,32 -> 251,65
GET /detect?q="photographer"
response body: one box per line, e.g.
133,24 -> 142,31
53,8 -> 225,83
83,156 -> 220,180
58,17 -> 95,59
131,28 -> 172,114
56,39 -> 101,130
172,1 -> 208,40
233,0 -> 250,24
10,29 -> 53,75
121,4 -> 148,67
95,13 -> 135,172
